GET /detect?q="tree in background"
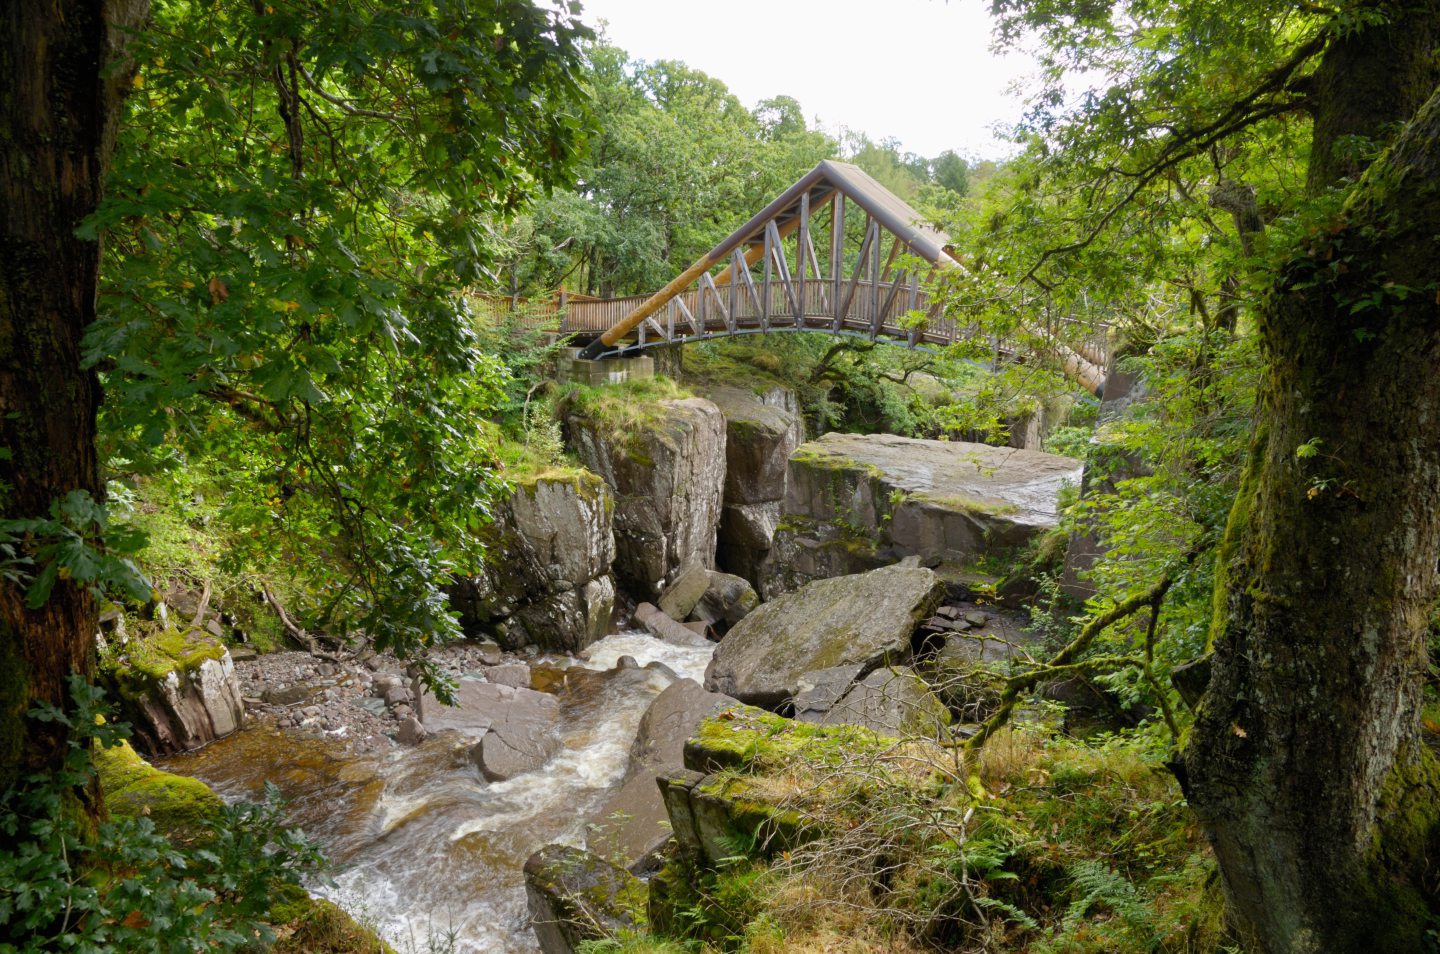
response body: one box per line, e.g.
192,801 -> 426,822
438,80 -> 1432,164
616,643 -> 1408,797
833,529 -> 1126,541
1,0 -> 590,801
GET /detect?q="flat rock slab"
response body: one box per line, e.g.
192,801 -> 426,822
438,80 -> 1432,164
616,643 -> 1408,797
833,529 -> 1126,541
792,665 -> 866,720
704,565 -> 945,709
633,602 -> 711,649
798,433 -> 1082,529
657,557 -> 711,620
418,680 -> 558,740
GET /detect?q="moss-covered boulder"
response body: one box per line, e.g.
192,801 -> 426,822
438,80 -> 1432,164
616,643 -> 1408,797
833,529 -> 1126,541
451,468 -> 616,652
95,737 -> 225,844
524,844 -> 647,954
268,884 -> 397,953
759,432 -> 1083,597
103,626 -> 244,755
703,565 -> 945,710
567,396 -> 726,595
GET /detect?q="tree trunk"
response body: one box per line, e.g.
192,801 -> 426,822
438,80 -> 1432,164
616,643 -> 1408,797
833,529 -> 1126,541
1183,9 -> 1440,948
0,0 -> 146,797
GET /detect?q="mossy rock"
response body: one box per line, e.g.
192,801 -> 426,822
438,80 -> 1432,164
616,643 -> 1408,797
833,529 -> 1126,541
524,843 -> 647,952
95,738 -> 224,844
683,705 -> 888,775
269,884 -> 396,954
104,625 -> 228,696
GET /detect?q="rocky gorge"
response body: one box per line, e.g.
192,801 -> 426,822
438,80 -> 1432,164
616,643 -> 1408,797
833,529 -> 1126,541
112,373 -> 1088,954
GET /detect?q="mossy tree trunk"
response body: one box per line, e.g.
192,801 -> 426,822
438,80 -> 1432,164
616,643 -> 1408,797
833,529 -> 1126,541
1183,6 -> 1440,950
0,0 -> 147,798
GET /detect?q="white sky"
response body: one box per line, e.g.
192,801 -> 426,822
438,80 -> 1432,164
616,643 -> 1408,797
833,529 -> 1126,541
573,0 -> 1036,160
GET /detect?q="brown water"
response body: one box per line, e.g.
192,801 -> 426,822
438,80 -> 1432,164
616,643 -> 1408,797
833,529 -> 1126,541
160,632 -> 714,953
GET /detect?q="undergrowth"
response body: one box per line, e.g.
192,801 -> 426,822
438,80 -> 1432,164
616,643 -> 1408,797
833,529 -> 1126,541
622,718 -> 1226,954
0,677 -> 326,952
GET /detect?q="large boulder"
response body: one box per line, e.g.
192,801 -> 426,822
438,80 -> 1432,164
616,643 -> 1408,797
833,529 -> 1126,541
586,679 -> 739,870
691,570 -> 758,631
699,385 -> 804,586
451,469 -> 616,653
760,433 -> 1083,597
797,665 -> 951,737
568,397 -> 726,594
104,627 -> 244,755
704,565 -> 945,709
524,844 -> 647,954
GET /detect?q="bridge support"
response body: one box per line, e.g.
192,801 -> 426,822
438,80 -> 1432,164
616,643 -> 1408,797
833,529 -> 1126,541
556,347 -> 654,387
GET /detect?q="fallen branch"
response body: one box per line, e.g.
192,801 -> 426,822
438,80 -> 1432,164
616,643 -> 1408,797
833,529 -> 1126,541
260,584 -> 344,661
960,547 -> 1204,767
190,581 -> 212,630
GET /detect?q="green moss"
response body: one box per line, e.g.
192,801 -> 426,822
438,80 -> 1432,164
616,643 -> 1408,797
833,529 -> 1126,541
95,737 -> 224,843
269,887 -> 397,954
566,376 -> 694,436
910,492 -> 1019,516
515,465 -> 608,503
104,625 -> 228,700
686,707 -> 887,775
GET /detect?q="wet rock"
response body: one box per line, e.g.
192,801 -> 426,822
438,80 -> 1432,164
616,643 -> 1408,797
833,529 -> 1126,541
264,684 -> 323,707
704,565 -> 946,710
798,665 -> 951,737
691,570 -> 758,631
396,716 -> 427,745
759,433 -> 1083,597
633,602 -> 711,649
657,557 -> 710,620
567,397 -> 725,594
451,470 -> 616,653
524,844 -> 646,954
586,679 -> 739,870
419,680 -> 556,737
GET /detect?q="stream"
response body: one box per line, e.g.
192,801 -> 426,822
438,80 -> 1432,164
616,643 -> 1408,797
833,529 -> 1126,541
158,632 -> 716,953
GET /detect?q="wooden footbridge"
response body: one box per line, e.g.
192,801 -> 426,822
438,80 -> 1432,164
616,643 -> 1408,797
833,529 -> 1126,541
512,160 -> 1108,394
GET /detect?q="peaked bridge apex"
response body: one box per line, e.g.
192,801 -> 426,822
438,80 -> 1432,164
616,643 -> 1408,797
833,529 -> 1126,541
808,160 -> 959,267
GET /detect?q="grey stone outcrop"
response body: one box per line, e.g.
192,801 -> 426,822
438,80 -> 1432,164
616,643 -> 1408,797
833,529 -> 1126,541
105,629 -> 244,755
586,678 -> 738,870
760,433 -> 1083,597
796,665 -> 951,737
699,385 -> 804,586
704,565 -> 946,709
451,470 -> 616,653
418,681 -> 560,780
568,398 -> 726,594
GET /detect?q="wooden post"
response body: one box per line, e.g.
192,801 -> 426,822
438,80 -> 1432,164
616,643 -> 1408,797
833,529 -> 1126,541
831,193 -> 845,330
795,191 -> 808,327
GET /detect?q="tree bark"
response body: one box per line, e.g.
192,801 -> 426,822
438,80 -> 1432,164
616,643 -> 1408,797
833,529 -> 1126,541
1183,8 -> 1440,948
0,0 -> 147,796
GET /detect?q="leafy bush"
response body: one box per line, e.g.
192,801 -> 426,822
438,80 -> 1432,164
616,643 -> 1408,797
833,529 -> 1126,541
0,677 -> 324,952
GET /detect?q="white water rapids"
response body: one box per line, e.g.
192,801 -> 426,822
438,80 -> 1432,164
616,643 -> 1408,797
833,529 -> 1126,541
161,632 -> 716,953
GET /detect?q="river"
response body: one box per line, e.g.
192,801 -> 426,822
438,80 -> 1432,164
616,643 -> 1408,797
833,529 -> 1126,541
159,632 -> 715,953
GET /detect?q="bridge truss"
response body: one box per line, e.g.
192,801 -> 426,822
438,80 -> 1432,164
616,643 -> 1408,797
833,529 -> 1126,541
569,160 -> 1108,392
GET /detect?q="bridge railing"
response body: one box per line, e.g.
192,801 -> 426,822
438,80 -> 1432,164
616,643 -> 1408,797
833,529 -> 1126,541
486,282 -> 1111,369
